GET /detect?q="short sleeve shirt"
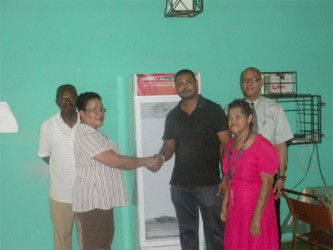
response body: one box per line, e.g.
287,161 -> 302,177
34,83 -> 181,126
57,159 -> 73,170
163,95 -> 228,187
72,123 -> 128,212
249,96 -> 293,145
222,135 -> 279,183
38,112 -> 79,203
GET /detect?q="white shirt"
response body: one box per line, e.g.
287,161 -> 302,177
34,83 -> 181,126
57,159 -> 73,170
38,112 -> 79,203
72,123 -> 128,212
248,96 -> 293,145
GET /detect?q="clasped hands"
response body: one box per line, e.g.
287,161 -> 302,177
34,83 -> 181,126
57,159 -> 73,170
144,154 -> 164,172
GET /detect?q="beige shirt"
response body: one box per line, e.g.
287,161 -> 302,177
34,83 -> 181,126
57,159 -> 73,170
247,96 -> 293,145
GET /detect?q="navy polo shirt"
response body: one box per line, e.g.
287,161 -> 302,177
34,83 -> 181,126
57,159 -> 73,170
162,95 -> 228,187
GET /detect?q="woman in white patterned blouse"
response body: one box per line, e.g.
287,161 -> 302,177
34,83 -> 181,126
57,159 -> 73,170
73,92 -> 158,249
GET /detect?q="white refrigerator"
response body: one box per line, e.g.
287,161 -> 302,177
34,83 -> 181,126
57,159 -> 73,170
132,73 -> 204,249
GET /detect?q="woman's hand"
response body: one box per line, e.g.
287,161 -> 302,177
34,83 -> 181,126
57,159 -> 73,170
250,172 -> 274,237
220,205 -> 227,221
220,185 -> 228,221
274,178 -> 284,199
144,157 -> 160,172
250,216 -> 261,237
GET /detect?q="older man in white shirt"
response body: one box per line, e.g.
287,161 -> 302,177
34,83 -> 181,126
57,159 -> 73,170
38,84 -> 82,250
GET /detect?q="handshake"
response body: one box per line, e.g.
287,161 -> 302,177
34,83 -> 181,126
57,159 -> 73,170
143,154 -> 165,172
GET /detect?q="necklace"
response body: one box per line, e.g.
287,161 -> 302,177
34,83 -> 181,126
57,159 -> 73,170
227,130 -> 252,205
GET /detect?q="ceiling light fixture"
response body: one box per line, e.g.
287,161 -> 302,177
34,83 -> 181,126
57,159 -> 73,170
165,0 -> 203,17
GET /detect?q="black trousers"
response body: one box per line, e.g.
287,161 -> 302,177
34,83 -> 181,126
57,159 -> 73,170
275,197 -> 281,247
274,173 -> 282,248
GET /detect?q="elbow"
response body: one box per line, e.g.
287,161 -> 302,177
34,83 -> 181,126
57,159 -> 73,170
261,174 -> 275,187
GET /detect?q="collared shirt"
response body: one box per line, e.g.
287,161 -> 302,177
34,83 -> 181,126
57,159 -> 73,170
163,95 -> 228,187
38,112 -> 80,203
72,123 -> 128,212
247,96 -> 293,145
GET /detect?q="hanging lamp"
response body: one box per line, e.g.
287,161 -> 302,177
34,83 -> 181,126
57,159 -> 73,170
165,0 -> 203,17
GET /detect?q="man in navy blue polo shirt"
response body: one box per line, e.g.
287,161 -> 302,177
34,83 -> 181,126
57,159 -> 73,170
156,69 -> 230,250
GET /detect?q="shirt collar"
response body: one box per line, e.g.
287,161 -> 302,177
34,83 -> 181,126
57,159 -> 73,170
244,96 -> 260,108
177,95 -> 205,110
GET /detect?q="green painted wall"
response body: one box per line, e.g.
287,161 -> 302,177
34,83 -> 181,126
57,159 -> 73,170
0,0 -> 332,248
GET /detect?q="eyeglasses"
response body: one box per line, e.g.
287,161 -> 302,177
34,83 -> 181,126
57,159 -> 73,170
241,77 -> 261,84
57,96 -> 76,102
84,108 -> 107,114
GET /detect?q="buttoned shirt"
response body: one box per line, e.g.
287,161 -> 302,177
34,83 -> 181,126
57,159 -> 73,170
38,112 -> 79,203
72,123 -> 128,212
246,96 -> 293,145
163,95 -> 228,187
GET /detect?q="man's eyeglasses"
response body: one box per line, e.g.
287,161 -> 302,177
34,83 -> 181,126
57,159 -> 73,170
84,108 -> 107,114
57,96 -> 76,102
241,77 -> 261,84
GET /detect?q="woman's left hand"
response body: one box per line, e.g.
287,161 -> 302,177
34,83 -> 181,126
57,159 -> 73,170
274,178 -> 284,199
250,217 -> 261,237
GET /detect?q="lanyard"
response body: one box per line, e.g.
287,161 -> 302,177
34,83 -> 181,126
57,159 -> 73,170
227,130 -> 251,205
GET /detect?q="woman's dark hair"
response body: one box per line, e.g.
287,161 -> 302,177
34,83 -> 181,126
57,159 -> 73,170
227,99 -> 253,117
77,92 -> 102,111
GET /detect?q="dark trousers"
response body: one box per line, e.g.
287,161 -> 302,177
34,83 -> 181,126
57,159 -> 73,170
171,185 -> 224,250
275,197 -> 281,246
77,208 -> 114,250
273,174 -> 282,248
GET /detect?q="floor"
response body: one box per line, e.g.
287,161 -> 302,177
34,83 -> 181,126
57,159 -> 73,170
281,241 -> 311,250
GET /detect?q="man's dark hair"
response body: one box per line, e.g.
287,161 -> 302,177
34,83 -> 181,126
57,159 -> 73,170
174,69 -> 196,82
56,84 -> 77,98
240,67 -> 262,81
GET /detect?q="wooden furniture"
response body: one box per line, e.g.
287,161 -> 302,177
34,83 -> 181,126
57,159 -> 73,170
282,188 -> 333,250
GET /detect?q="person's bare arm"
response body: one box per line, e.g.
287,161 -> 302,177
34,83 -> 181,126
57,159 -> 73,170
220,184 -> 229,221
93,150 -> 158,171
217,130 -> 230,159
250,172 -> 274,237
217,130 -> 230,195
274,142 -> 287,199
157,139 -> 175,163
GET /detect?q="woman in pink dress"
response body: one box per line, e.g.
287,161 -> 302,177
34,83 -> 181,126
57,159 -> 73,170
220,99 -> 279,250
